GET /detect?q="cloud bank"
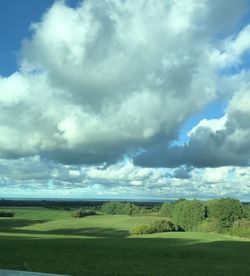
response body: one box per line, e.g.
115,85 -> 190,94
1,157 -> 249,200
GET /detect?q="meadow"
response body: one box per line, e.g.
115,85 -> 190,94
0,208 -> 250,275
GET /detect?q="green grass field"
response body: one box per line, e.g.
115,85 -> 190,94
0,208 -> 249,275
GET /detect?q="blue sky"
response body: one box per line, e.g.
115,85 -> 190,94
0,0 -> 250,200
174,99 -> 227,146
0,0 -> 81,76
0,0 -> 53,76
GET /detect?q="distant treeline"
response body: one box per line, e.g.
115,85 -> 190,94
0,199 -> 104,209
0,199 -> 161,210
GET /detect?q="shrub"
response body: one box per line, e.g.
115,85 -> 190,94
130,224 -> 151,236
130,219 -> 180,236
206,198 -> 243,228
171,199 -> 206,231
158,202 -> 173,217
148,219 -> 180,232
196,218 -> 222,233
0,211 -> 15,217
73,209 -> 96,218
230,219 -> 250,238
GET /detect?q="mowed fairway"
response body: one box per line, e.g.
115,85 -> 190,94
0,208 -> 249,276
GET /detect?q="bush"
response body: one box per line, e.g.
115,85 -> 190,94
101,202 -> 140,215
206,198 -> 243,228
230,219 -> 250,238
196,218 -> 222,233
158,202 -> 173,217
0,211 -> 15,217
73,209 -> 96,218
130,219 -> 180,236
148,219 -> 180,232
171,199 -> 206,231
130,224 -> 151,236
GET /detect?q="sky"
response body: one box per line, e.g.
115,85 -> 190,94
0,0 -> 250,201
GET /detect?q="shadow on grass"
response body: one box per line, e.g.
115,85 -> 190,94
0,235 -> 249,276
1,219 -> 250,275
0,219 -> 49,230
47,227 -> 128,237
0,219 -> 128,237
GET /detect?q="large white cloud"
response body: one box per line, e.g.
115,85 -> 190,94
1,0 -> 236,164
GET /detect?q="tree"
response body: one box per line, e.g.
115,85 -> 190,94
101,201 -> 140,215
158,202 -> 173,217
206,198 -> 243,228
171,199 -> 206,230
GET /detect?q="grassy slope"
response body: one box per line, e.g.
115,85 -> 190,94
0,208 -> 165,238
0,208 -> 250,276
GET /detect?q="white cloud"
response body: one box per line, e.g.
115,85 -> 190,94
210,23 -> 250,69
229,24 -> 250,56
187,82 -> 250,165
1,157 -> 249,199
201,167 -> 231,183
0,0 -> 224,164
0,73 -> 29,106
68,170 -> 81,177
188,115 -> 227,137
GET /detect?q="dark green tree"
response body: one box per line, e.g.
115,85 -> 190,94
206,198 -> 243,228
101,202 -> 140,215
171,199 -> 206,230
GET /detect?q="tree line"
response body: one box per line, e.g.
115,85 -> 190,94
100,198 -> 250,238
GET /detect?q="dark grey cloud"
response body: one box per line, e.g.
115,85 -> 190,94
134,86 -> 250,168
134,132 -> 249,168
172,166 -> 192,179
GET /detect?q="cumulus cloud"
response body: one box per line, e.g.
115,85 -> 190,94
1,0 -> 237,164
0,157 -> 249,200
135,80 -> 250,168
182,83 -> 250,167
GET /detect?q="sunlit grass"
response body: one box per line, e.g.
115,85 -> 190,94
0,208 -> 249,275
